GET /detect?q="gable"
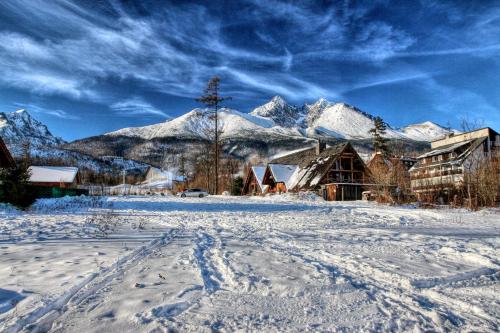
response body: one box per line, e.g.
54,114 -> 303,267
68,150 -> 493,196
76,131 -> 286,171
290,143 -> 369,190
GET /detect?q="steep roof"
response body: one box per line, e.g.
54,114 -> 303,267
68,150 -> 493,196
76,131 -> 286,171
251,166 -> 268,192
28,166 -> 78,183
267,164 -> 299,188
269,142 -> 367,190
270,142 -> 349,167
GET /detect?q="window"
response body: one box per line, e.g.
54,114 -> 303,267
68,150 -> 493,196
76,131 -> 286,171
438,155 -> 443,161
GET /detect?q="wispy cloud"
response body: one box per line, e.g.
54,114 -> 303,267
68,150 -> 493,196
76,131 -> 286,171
110,97 -> 170,118
344,71 -> 438,93
0,0 -> 498,127
12,102 -> 80,120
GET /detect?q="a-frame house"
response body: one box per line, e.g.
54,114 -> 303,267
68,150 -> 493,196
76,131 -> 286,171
267,141 -> 371,200
242,165 -> 268,195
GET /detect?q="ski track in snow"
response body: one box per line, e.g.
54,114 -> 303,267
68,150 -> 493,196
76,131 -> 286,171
0,195 -> 498,332
2,221 -> 184,333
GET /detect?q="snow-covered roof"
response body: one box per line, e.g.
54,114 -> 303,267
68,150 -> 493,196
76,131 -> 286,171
28,166 -> 78,183
251,166 -> 268,192
417,140 -> 473,159
268,164 -> 299,188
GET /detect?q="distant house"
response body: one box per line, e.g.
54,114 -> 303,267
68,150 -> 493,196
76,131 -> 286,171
28,166 -> 80,188
263,141 -> 371,200
367,153 -> 417,172
0,137 -> 15,168
366,152 -> 417,199
142,166 -> 184,190
409,127 -> 500,200
242,166 -> 268,195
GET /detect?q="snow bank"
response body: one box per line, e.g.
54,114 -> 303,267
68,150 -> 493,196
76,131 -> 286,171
30,195 -> 109,213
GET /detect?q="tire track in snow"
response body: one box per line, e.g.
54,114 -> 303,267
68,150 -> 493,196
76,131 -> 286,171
3,226 -> 184,333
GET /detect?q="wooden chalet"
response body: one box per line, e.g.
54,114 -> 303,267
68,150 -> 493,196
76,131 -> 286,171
28,166 -> 80,188
0,137 -> 15,168
265,141 -> 370,201
410,127 -> 499,200
242,165 -> 268,195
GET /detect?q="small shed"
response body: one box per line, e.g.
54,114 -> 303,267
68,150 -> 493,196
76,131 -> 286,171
28,166 -> 80,188
242,166 -> 268,195
0,137 -> 15,168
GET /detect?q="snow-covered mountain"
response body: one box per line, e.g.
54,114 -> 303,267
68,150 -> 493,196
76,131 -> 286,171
305,102 -> 404,139
0,98 -> 455,172
108,107 -> 303,141
107,96 -> 456,143
0,109 -> 64,149
399,121 -> 458,142
0,109 -> 148,174
250,96 -> 305,127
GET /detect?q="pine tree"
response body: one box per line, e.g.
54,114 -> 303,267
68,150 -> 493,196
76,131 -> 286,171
369,116 -> 389,155
196,76 -> 231,194
0,162 -> 36,209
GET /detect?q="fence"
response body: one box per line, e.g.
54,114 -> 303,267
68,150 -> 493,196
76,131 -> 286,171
79,184 -> 175,196
31,186 -> 89,199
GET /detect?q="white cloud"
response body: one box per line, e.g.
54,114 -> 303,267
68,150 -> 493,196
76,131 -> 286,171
12,102 -> 80,120
110,97 -> 170,118
0,0 -> 498,114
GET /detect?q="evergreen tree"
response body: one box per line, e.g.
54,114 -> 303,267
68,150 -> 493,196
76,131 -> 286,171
196,76 -> 231,194
369,116 -> 389,155
0,162 -> 36,209
231,176 -> 244,196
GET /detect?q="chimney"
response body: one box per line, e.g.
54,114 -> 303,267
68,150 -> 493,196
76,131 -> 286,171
316,139 -> 326,155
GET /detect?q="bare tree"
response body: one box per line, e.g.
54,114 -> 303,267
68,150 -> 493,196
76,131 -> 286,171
196,77 -> 231,194
460,115 -> 485,132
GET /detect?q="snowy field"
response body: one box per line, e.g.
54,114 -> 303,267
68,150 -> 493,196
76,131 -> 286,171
0,195 -> 498,332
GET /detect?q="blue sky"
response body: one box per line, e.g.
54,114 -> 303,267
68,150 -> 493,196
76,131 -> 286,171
0,0 -> 499,141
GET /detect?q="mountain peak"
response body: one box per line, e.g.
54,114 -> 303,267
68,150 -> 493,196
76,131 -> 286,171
270,95 -> 286,106
0,109 -> 65,151
12,109 -> 32,122
315,98 -> 329,105
250,96 -> 303,127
